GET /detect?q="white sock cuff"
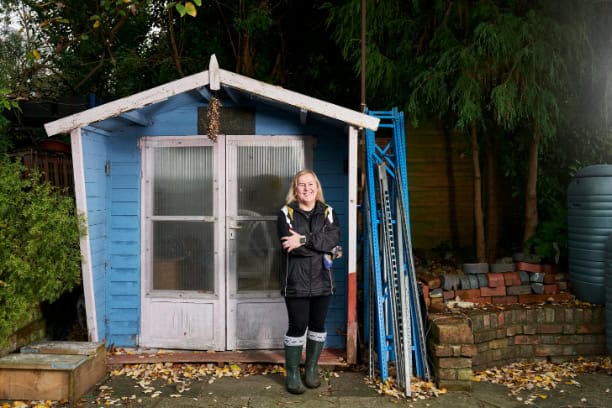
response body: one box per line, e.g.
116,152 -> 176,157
307,330 -> 327,342
284,335 -> 305,347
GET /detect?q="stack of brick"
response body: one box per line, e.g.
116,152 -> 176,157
428,315 -> 476,391
421,262 -> 574,308
427,304 -> 606,391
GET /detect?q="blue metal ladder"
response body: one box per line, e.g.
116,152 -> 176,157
363,108 -> 431,394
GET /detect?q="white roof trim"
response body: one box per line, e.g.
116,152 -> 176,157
219,69 -> 379,131
45,71 -> 211,136
45,55 -> 379,136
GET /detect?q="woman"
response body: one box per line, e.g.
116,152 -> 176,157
277,169 -> 341,394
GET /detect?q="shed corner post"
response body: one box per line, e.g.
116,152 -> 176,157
346,125 -> 359,364
70,127 -> 99,342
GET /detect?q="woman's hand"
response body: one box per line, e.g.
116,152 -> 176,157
281,229 -> 303,253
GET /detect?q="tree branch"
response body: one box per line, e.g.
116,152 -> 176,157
167,8 -> 185,77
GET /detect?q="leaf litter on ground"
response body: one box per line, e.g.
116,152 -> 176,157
472,356 -> 612,405
2,351 -> 610,407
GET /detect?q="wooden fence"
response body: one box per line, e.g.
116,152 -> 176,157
10,147 -> 74,195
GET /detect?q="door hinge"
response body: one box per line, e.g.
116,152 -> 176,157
105,160 -> 111,176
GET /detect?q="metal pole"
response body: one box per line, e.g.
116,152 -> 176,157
361,0 -> 366,112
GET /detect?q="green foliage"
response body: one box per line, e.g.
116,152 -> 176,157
0,155 -> 83,346
525,206 -> 567,264
167,1 -> 202,17
328,0 -> 600,256
0,88 -> 19,154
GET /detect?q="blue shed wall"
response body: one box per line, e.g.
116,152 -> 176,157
81,128 -> 110,340
107,133 -> 141,346
96,101 -> 349,349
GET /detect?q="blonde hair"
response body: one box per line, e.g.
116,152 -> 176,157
285,169 -> 325,205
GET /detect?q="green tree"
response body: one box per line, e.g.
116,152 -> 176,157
2,1 -> 355,104
329,0 -> 584,261
0,155 -> 82,346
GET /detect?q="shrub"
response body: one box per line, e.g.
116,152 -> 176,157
0,154 -> 83,346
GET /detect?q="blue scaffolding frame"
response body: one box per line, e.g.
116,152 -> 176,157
362,108 -> 431,391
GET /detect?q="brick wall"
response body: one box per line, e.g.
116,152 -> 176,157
0,306 -> 46,357
423,263 -> 571,308
427,303 -> 606,391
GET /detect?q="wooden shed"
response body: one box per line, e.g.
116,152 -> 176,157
44,55 -> 379,363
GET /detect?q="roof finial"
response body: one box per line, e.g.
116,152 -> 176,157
209,54 -> 220,91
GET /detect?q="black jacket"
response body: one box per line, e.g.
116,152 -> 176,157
276,201 -> 341,297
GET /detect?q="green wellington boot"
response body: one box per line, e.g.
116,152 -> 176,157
304,338 -> 325,388
284,345 -> 306,394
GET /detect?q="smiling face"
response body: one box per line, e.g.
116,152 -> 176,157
295,172 -> 318,210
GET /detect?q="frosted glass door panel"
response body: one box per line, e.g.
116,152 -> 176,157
153,147 -> 213,216
236,219 -> 280,291
153,221 -> 214,292
234,142 -> 306,292
236,145 -> 303,216
149,144 -> 216,293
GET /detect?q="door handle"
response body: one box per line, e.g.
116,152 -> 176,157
228,220 -> 242,229
228,220 -> 242,240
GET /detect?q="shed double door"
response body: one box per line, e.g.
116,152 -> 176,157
139,135 -> 310,350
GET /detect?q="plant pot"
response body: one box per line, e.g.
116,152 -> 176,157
40,140 -> 70,153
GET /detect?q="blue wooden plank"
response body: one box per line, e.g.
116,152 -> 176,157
82,149 -> 108,164
108,309 -> 139,321
110,162 -> 139,176
86,211 -> 106,225
111,201 -> 139,215
331,258 -> 347,271
326,335 -> 345,349
111,187 -> 140,197
109,241 -> 139,255
142,107 -> 199,135
109,281 -> 138,295
111,132 -> 140,147
86,196 -> 107,212
84,170 -> 106,183
333,276 -> 346,290
111,255 -> 140,269
329,296 -> 347,309
108,295 -> 139,308
112,175 -> 138,188
325,318 -> 347,330
318,174 -> 348,186
107,334 -> 137,347
90,250 -> 106,267
255,106 -> 304,135
315,150 -> 348,163
111,229 -> 139,242
87,224 -> 105,240
111,135 -> 140,160
96,320 -> 107,340
107,322 -> 139,335
109,268 -> 139,282
110,216 -> 139,229
322,187 -> 346,201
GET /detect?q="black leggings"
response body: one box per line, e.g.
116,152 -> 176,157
284,296 -> 330,337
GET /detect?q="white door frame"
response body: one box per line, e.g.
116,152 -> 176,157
139,134 -> 312,350
139,135 -> 226,350
225,135 -> 312,350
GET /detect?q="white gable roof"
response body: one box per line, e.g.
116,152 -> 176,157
45,55 -> 379,136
